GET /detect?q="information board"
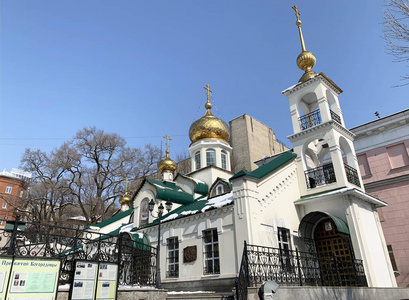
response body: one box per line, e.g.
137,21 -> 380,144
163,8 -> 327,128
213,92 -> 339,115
95,263 -> 118,300
71,261 -> 98,300
0,257 -> 13,300
6,257 -> 60,300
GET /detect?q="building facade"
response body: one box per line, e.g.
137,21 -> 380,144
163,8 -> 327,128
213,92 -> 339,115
0,168 -> 31,226
351,109 -> 409,287
229,114 -> 288,173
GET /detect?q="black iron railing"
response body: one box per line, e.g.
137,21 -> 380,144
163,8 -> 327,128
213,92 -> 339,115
0,216 -> 156,286
330,110 -> 342,125
305,163 -> 361,189
305,164 -> 337,189
344,164 -> 361,187
236,241 -> 250,300
299,109 -> 342,130
237,242 -> 367,292
299,110 -> 322,130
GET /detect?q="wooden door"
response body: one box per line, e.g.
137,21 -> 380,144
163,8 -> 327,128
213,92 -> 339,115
314,218 -> 356,286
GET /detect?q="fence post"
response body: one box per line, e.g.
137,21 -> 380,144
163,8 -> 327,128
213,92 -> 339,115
296,248 -> 303,286
7,214 -> 20,255
244,241 -> 249,285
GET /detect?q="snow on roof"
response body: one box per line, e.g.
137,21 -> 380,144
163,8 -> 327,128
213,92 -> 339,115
119,223 -> 134,233
180,210 -> 198,216
201,192 -> 233,213
151,182 -> 183,192
162,213 -> 179,222
69,216 -> 87,221
185,175 -> 206,185
88,226 -> 100,231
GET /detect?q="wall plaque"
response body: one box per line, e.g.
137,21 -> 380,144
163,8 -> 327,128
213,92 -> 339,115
183,246 -> 197,263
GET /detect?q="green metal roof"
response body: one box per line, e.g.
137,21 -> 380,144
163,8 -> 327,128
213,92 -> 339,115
177,174 -> 209,195
230,150 -> 297,181
298,211 -> 350,239
147,178 -> 194,205
84,209 -> 133,230
137,192 -> 234,229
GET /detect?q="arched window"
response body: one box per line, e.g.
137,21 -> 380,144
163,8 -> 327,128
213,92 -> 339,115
206,149 -> 216,166
139,198 -> 149,226
195,151 -> 201,170
221,151 -> 227,169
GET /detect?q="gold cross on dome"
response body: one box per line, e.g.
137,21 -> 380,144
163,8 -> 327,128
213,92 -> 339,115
203,84 -> 212,102
125,178 -> 129,192
163,135 -> 171,151
292,5 -> 301,22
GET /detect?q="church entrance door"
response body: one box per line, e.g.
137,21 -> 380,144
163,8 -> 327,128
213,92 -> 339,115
314,218 -> 357,286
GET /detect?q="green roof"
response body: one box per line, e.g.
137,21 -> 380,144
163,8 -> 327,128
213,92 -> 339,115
85,209 -> 133,230
178,174 -> 209,195
137,192 -> 234,228
147,178 -> 194,205
230,150 -> 297,181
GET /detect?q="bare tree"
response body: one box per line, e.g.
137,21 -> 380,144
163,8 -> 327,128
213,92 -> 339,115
384,0 -> 409,83
21,127 -> 162,226
20,148 -> 74,224
175,152 -> 191,175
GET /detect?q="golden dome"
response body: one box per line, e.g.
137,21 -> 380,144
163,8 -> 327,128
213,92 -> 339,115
158,150 -> 177,172
297,51 -> 317,83
119,192 -> 131,206
189,84 -> 230,143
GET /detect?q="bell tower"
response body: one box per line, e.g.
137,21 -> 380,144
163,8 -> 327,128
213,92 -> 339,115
283,5 -> 363,196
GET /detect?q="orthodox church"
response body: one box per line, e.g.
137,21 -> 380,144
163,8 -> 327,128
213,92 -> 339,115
90,6 -> 397,295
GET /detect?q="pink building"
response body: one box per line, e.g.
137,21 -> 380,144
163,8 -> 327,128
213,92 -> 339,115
351,109 -> 409,287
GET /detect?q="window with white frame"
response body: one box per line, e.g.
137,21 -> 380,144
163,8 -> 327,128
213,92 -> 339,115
5,186 -> 12,194
203,228 -> 219,275
167,237 -> 179,278
195,151 -> 201,170
20,190 -> 24,198
2,203 -> 7,209
221,151 -> 227,169
278,227 -> 292,271
206,149 -> 216,167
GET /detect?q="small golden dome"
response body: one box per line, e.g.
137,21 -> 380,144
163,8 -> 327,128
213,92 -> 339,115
189,107 -> 230,143
297,51 -> 317,82
158,150 -> 177,172
119,192 -> 131,206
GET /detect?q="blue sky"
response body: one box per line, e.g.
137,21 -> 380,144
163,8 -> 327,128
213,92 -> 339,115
1,1 -> 407,171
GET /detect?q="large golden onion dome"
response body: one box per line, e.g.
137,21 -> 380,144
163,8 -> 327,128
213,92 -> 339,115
189,85 -> 230,144
158,150 -> 177,172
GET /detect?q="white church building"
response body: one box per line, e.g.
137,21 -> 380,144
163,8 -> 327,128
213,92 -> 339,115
90,6 -> 397,296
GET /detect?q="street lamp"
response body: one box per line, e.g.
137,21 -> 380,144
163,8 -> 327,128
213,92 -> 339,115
148,199 -> 173,289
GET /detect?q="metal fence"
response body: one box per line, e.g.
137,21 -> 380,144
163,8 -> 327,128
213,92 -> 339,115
0,216 -> 156,286
236,242 -> 367,300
